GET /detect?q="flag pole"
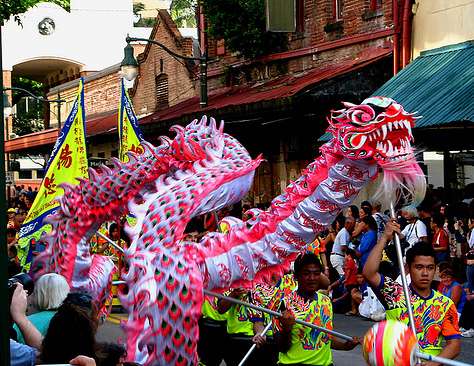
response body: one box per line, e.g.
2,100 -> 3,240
96,231 -> 125,254
415,352 -> 473,366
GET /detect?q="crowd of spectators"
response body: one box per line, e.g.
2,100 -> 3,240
6,183 -> 474,365
194,187 -> 474,365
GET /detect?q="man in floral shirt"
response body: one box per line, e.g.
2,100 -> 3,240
364,220 -> 461,364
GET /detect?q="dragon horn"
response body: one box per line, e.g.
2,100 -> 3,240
210,117 -> 217,132
170,125 -> 185,135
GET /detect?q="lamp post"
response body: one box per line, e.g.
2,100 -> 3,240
121,36 -> 208,108
0,21 -> 10,366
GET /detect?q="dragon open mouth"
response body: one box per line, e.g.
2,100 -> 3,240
346,119 -> 414,162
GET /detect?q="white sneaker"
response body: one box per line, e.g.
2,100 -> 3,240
461,329 -> 474,338
460,327 -> 466,332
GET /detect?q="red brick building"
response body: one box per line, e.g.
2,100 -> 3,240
137,0 -> 411,203
131,9 -> 196,116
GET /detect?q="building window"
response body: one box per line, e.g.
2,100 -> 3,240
370,0 -> 382,11
36,169 -> 45,179
296,0 -> 305,32
155,74 -> 169,110
19,170 -> 32,179
333,0 -> 343,21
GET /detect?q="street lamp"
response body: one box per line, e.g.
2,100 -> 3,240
121,36 -> 208,108
121,43 -> 139,82
0,22 -> 10,366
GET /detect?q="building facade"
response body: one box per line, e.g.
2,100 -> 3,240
131,9 -> 197,117
137,0 -> 406,204
411,0 -> 474,191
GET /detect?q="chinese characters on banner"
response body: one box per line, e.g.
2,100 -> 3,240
18,78 -> 89,271
118,78 -> 144,162
118,79 -> 145,228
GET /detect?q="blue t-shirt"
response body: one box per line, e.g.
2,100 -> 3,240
439,281 -> 467,314
14,311 -> 56,344
10,339 -> 36,366
358,230 -> 377,267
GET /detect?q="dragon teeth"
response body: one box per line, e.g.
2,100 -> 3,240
387,140 -> 393,155
388,122 -> 393,132
403,120 -> 413,139
381,125 -> 387,139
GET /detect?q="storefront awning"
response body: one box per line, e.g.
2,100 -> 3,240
374,41 -> 474,128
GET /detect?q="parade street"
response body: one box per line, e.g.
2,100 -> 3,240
98,312 -> 474,365
4,2 -> 474,366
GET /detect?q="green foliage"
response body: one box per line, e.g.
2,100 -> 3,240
133,2 -> 145,15
11,77 -> 43,105
1,0 -> 70,24
203,0 -> 287,59
11,77 -> 44,136
133,2 -> 158,27
13,110 -> 44,136
170,0 -> 197,28
135,17 -> 157,27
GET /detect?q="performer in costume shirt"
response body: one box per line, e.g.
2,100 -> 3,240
275,254 -> 358,366
363,220 -> 461,361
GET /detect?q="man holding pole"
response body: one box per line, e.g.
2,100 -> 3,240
363,220 -> 461,365
275,253 -> 359,366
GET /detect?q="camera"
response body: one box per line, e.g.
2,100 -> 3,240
8,273 -> 34,302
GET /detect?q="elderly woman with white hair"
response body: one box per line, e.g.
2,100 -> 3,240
400,206 -> 428,250
14,273 -> 70,344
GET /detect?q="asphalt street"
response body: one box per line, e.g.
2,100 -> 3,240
97,312 -> 474,365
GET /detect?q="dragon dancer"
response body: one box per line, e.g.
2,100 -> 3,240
363,220 -> 461,364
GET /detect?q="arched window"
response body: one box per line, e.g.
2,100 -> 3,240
155,74 -> 169,110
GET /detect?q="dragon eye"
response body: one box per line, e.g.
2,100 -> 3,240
359,150 -> 367,156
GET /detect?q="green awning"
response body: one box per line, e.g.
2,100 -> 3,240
319,40 -> 474,141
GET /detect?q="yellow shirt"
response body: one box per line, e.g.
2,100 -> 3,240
224,291 -> 254,336
202,298 -> 228,322
278,292 -> 333,365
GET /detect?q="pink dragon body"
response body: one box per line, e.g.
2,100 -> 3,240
33,97 -> 426,366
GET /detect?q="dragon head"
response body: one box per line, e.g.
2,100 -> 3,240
328,96 -> 416,163
327,96 -> 426,205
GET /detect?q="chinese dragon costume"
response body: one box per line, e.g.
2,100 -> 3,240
32,96 -> 426,365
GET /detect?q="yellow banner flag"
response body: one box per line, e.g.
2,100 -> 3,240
18,78 -> 89,271
118,78 -> 144,162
